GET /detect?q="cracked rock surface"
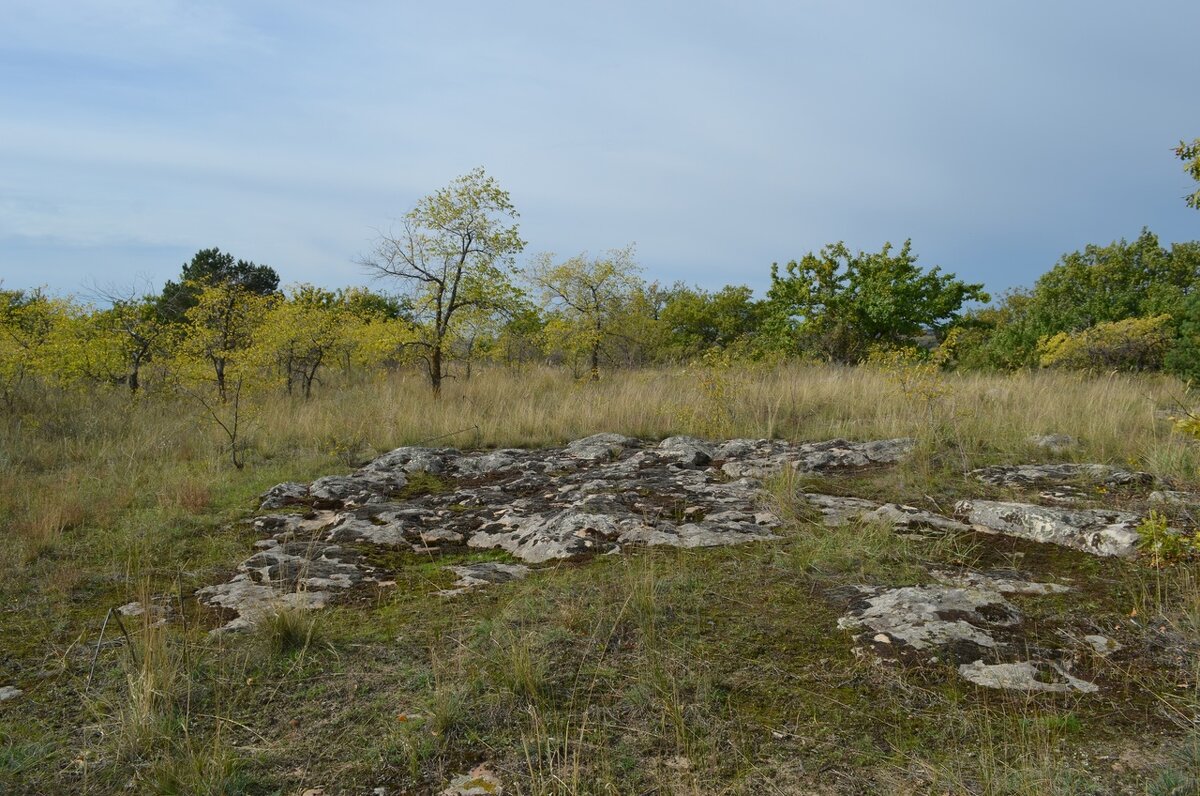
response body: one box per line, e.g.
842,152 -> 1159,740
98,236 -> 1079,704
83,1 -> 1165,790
969,463 -> 1155,489
199,434 -> 917,630
838,569 -> 1098,692
956,499 -> 1143,557
198,433 -> 1180,697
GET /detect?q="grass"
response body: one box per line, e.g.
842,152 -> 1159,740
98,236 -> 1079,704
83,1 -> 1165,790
0,363 -> 1198,793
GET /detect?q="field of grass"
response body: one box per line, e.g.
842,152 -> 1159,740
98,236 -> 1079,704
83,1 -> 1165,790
1,363 -> 1199,794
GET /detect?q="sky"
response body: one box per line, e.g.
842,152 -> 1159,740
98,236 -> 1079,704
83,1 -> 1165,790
2,0 -> 1198,301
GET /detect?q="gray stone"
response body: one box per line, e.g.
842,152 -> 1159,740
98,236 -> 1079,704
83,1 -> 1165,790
309,471 -> 407,507
439,562 -> 531,596
455,451 -> 520,475
722,437 -> 916,479
469,511 -> 623,562
658,436 -> 715,466
958,660 -> 1098,693
260,481 -> 309,509
195,579 -> 332,633
1082,634 -> 1122,656
254,511 -> 338,538
0,686 -> 23,701
804,494 -> 969,534
930,569 -> 1071,595
442,765 -> 503,796
956,499 -> 1142,557
363,447 -> 451,475
565,433 -> 640,460
1029,434 -> 1079,453
970,463 -> 1154,489
1149,490 -> 1200,507
793,437 -> 916,472
197,540 -> 369,632
838,585 -> 1020,650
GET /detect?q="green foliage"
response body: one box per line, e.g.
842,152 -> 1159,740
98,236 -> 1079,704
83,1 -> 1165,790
955,230 -> 1200,370
1136,510 -> 1198,568
1165,292 -> 1200,382
529,245 -> 643,380
1037,314 -> 1173,372
659,284 -> 763,359
359,167 -> 526,393
764,240 -> 987,363
1178,138 -> 1200,210
1027,229 -> 1195,333
159,247 -> 279,323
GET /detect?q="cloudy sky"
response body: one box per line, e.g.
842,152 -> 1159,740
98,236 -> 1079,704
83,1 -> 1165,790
2,1 -> 1198,299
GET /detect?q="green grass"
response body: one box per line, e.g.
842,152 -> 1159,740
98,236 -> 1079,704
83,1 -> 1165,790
1,364 -> 1198,793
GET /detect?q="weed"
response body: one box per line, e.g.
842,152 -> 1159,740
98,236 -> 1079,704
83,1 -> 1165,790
261,605 -> 318,657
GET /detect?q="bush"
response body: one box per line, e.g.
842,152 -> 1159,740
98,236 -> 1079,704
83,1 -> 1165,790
1037,314 -> 1172,372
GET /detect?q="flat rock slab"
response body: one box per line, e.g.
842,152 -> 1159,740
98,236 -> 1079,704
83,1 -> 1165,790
439,562 -> 531,596
956,499 -> 1143,557
970,463 -> 1154,490
196,539 -> 371,632
1028,434 -> 1079,453
838,570 -> 1094,692
721,437 -> 916,479
805,494 -> 969,534
442,765 -> 503,795
202,434 -> 918,630
958,660 -> 1098,693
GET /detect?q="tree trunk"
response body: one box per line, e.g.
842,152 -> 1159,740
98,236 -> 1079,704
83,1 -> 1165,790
590,342 -> 600,381
430,344 -> 443,396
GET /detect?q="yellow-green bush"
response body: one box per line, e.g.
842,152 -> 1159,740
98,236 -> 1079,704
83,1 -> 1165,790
1037,314 -> 1172,372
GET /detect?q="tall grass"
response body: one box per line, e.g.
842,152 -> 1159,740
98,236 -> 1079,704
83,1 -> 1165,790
1,363 -> 1194,585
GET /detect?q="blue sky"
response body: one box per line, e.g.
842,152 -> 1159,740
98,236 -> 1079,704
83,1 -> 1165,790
2,1 -> 1198,300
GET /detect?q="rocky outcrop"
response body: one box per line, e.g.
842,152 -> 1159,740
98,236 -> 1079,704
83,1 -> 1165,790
838,569 -> 1095,692
200,434 -> 920,631
958,660 -> 1098,693
838,583 -> 1021,650
956,499 -> 1142,557
1028,434 -> 1079,453
805,494 -> 969,534
720,437 -> 915,479
196,539 -> 371,632
439,562 -> 531,596
969,463 -> 1154,490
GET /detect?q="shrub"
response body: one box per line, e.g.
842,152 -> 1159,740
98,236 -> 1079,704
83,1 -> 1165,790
1037,314 -> 1173,372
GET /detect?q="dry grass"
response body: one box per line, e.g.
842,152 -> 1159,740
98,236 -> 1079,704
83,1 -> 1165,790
1,363 -> 1198,794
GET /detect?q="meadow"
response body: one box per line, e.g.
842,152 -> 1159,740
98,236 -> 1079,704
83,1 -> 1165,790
1,363 -> 1198,794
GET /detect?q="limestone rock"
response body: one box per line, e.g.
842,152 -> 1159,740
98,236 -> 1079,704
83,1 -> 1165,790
442,764 -> 503,796
1029,434 -> 1078,453
838,584 -> 1020,650
1082,634 -> 1122,656
260,481 -> 309,510
658,436 -> 714,467
469,511 -> 623,562
930,569 -> 1070,595
958,660 -> 1098,693
309,471 -> 407,507
0,686 -> 22,701
804,494 -> 969,534
956,499 -> 1142,557
970,463 -> 1154,489
793,437 -> 916,473
363,446 -> 451,475
565,433 -> 640,460
439,562 -> 531,596
196,541 -> 368,632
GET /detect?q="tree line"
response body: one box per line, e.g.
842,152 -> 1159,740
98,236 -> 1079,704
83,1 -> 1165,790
4,146 -> 1200,408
